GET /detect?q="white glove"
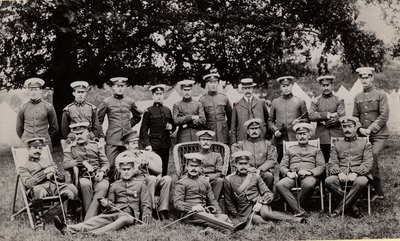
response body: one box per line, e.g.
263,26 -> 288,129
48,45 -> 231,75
191,204 -> 205,213
347,173 -> 358,182
287,172 -> 298,179
338,173 -> 347,182
82,161 -> 94,172
253,202 -> 262,212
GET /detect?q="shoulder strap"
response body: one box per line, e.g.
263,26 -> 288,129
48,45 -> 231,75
236,173 -> 254,195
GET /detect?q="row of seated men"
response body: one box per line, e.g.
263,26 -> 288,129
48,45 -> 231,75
19,115 -> 372,235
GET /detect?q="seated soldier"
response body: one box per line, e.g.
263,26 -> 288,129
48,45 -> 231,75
224,151 -> 307,224
174,153 -> 247,234
231,118 -> 277,190
62,122 -> 109,221
54,151 -> 152,235
195,130 -> 224,201
121,130 -> 172,221
326,116 -> 373,218
19,137 -> 79,230
276,123 -> 325,216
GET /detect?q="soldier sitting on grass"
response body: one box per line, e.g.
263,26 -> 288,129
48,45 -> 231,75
54,151 -> 152,235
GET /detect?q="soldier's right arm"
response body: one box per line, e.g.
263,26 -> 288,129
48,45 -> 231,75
309,98 -> 327,122
140,110 -> 151,148
172,103 -> 187,126
62,149 -> 79,170
19,166 -> 46,189
173,180 -> 193,213
279,150 -> 291,177
230,104 -> 238,145
267,100 -> 279,134
97,100 -> 107,125
16,105 -> 25,139
328,144 -> 341,174
223,177 -> 237,214
195,101 -> 206,127
352,95 -> 361,119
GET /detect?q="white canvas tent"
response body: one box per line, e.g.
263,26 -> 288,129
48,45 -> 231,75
292,83 -> 312,108
0,101 -> 20,145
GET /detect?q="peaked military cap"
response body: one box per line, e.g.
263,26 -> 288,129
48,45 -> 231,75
178,80 -> 195,89
184,153 -> 205,165
25,137 -> 46,147
110,77 -> 128,84
149,84 -> 166,92
316,75 -> 335,83
115,151 -> 137,170
203,73 -> 220,82
232,151 -> 252,162
69,122 -> 90,134
25,78 -> 45,88
196,130 -> 215,140
356,67 -> 375,77
339,116 -> 360,126
120,131 -> 139,143
277,76 -> 294,84
293,123 -> 312,133
244,118 -> 262,128
70,81 -> 89,90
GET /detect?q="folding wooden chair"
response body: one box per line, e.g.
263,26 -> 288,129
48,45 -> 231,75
328,137 -> 371,215
10,145 -> 68,229
282,138 -> 325,212
173,141 -> 230,178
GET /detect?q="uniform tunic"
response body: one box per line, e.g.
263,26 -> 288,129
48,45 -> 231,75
326,136 -> 373,214
309,93 -> 345,144
199,92 -> 232,144
16,99 -> 58,149
61,101 -> 103,139
65,177 -> 151,234
268,94 -> 309,144
173,98 -> 206,143
230,96 -> 269,144
200,150 -> 224,200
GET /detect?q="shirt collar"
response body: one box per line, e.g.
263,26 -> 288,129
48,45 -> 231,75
298,143 -> 308,148
114,94 -> 124,99
153,102 -> 163,107
183,97 -> 192,102
322,93 -> 333,98
187,173 -> 199,179
29,156 -> 39,162
30,99 -> 42,105
363,85 -> 374,93
282,93 -> 293,99
244,96 -> 253,103
248,137 -> 262,143
344,135 -> 358,142
208,91 -> 218,96
74,100 -> 86,107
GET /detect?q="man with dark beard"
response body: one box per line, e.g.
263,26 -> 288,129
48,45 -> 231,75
224,151 -> 306,224
231,118 -> 277,190
63,122 -> 109,221
174,153 -> 247,234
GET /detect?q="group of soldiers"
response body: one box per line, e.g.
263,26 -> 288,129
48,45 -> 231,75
16,66 -> 389,235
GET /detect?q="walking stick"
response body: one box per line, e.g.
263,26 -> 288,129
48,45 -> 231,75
294,174 -> 301,213
109,203 -> 147,225
342,161 -> 350,219
53,175 -> 67,223
162,206 -> 215,229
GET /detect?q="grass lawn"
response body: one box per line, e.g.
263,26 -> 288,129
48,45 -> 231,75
1,136 -> 400,241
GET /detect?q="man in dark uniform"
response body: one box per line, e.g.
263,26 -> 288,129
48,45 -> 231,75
173,79 -> 206,143
121,131 -> 172,220
199,73 -> 232,144
268,76 -> 309,163
231,78 -> 269,144
19,137 -> 79,230
224,151 -> 306,224
352,67 -> 389,202
276,123 -> 325,216
16,78 -> 58,152
196,130 -> 224,201
174,153 -> 247,234
231,118 -> 277,190
309,75 -> 345,163
326,116 -> 373,218
61,81 -> 102,140
140,84 -> 176,176
97,77 -> 141,181
62,122 -> 109,221
54,151 -> 152,235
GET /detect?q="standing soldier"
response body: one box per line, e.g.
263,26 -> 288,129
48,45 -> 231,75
268,76 -> 309,163
16,78 -> 58,151
309,76 -> 345,163
352,67 -> 389,202
231,118 -> 278,190
61,81 -> 102,140
231,78 -> 269,144
173,80 -> 206,143
98,77 -> 141,181
140,84 -> 176,176
199,73 -> 232,144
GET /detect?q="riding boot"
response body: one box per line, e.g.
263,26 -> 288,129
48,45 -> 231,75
66,199 -> 81,224
32,199 -> 45,230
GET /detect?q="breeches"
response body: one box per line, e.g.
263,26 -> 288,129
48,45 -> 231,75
79,178 -> 109,220
146,175 -> 172,211
184,212 -> 233,233
32,182 -> 78,200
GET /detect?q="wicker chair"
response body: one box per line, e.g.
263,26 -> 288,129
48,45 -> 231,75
173,141 -> 230,177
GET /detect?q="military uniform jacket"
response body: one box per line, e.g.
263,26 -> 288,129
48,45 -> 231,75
106,178 -> 151,218
140,103 -> 176,150
224,172 -> 274,219
16,99 -> 58,145
61,101 -> 103,139
19,157 -> 65,192
199,150 -> 223,180
280,144 -> 325,177
174,174 -> 222,214
231,96 -> 269,144
199,92 -> 232,144
268,94 -> 309,144
353,86 -> 389,139
231,138 -> 277,172
328,136 -> 373,179
62,141 -> 109,176
309,94 -> 345,144
173,98 -> 206,143
97,95 -> 141,146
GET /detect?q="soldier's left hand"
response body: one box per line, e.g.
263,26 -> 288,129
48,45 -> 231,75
94,171 -> 104,182
347,173 -> 358,182
297,169 -> 311,177
253,202 -> 262,212
356,167 -> 367,175
46,172 -> 54,180
165,123 -> 173,130
325,118 -> 336,127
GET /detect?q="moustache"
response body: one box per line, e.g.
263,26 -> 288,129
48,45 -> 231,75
34,152 -> 41,155
345,131 -> 351,134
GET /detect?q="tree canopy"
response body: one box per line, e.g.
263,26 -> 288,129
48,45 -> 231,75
0,0 -> 394,117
